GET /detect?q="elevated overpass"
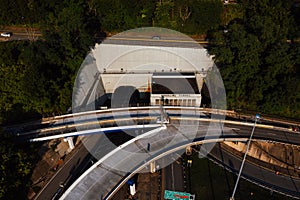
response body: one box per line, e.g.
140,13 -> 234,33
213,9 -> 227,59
13,106 -> 299,143
7,106 -> 300,199
3,27 -> 298,199
56,109 -> 300,199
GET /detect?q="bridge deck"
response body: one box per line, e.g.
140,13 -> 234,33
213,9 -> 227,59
60,119 -> 300,199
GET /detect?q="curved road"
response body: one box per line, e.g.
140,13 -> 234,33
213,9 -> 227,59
209,144 -> 300,198
13,106 -> 299,143
8,107 -> 298,199
59,119 -> 300,199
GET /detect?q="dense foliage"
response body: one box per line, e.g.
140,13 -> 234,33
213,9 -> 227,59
0,0 -> 99,198
0,0 -> 299,199
87,0 -> 223,33
0,0 -> 298,120
0,130 -> 39,199
0,0 -> 225,125
209,0 -> 300,117
0,0 -> 99,124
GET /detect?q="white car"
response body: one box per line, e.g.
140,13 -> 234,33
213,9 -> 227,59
1,32 -> 12,37
152,36 -> 160,40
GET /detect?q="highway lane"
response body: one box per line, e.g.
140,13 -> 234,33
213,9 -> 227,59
13,106 -> 167,134
0,28 -> 41,41
208,143 -> 300,198
13,107 -> 163,139
106,35 -> 208,48
171,118 -> 300,146
9,107 -> 298,141
222,121 -> 300,145
0,28 -> 207,45
15,111 -> 299,146
35,142 -> 91,200
164,158 -> 185,192
6,107 -> 299,199
60,120 -> 300,199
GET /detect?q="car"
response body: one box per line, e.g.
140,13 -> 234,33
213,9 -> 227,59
51,183 -> 65,200
152,36 -> 160,40
1,32 -> 13,37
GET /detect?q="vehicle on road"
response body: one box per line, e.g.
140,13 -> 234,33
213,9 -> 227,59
51,183 -> 65,200
1,32 -> 13,37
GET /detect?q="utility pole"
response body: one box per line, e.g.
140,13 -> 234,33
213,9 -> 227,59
230,114 -> 260,200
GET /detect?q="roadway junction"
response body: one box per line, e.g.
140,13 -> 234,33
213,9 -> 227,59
4,28 -> 300,199
9,106 -> 300,199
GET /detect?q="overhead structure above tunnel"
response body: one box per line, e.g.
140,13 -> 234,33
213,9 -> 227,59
73,27 -> 215,110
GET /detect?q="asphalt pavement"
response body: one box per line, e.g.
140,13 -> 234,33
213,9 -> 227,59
34,142 -> 91,200
0,27 -> 41,41
208,143 -> 300,198
60,118 -> 300,199
164,159 -> 185,192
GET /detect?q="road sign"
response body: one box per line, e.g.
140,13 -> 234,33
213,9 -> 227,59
164,190 -> 190,199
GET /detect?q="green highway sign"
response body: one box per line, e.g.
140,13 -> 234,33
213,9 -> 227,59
164,190 -> 190,200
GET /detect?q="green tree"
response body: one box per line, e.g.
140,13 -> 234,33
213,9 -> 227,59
210,23 -> 263,108
92,0 -> 135,32
221,4 -> 243,26
154,0 -> 177,29
0,130 -> 39,199
209,0 -> 300,118
135,0 -> 157,27
186,0 -> 223,34
42,0 -> 97,60
40,0 -> 100,113
0,0 -> 47,26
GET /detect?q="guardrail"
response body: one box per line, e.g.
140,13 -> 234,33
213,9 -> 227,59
37,107 -> 300,128
4,106 -> 300,140
59,123 -> 300,200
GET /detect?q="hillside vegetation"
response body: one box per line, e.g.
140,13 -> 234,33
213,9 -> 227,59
0,1 -> 299,199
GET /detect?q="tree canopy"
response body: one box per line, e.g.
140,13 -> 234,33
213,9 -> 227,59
0,0 -> 299,121
0,130 -> 39,199
209,0 -> 300,117
0,1 -> 300,197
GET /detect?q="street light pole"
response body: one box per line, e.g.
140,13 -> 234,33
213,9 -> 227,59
230,114 -> 260,200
